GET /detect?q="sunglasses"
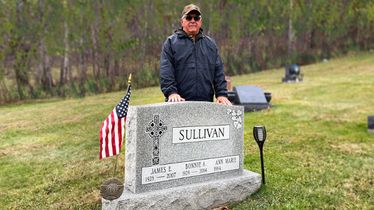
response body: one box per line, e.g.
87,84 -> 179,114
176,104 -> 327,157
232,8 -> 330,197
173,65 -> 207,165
184,15 -> 201,21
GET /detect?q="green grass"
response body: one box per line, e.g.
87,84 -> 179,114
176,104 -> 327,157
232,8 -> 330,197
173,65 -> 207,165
1,52 -> 373,209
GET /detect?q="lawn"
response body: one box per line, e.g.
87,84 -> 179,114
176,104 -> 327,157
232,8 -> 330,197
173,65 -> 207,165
0,52 -> 373,209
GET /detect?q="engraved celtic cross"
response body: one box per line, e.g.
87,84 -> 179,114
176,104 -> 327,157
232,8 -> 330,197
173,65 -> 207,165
145,115 -> 167,165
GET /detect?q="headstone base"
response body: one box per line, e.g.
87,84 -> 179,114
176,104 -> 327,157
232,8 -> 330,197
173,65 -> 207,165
242,103 -> 270,112
282,77 -> 303,83
102,170 -> 261,210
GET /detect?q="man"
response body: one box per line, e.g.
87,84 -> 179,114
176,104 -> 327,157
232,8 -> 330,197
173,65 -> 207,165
160,4 -> 231,105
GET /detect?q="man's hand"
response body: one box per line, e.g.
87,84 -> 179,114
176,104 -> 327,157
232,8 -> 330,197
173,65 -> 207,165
168,93 -> 185,102
216,96 -> 232,105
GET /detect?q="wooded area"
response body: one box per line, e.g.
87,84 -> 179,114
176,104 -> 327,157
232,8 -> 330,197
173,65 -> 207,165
0,0 -> 373,103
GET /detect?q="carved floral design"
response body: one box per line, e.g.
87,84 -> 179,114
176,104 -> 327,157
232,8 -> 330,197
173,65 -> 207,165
227,109 -> 243,129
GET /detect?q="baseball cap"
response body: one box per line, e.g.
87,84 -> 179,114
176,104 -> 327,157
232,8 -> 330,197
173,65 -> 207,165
181,4 -> 201,17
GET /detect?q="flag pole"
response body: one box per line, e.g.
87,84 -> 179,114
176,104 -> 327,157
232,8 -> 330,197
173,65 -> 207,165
112,73 -> 132,177
101,73 -> 132,201
113,155 -> 119,177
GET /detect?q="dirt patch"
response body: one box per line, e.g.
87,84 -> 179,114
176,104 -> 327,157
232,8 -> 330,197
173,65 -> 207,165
330,143 -> 366,155
0,142 -> 56,159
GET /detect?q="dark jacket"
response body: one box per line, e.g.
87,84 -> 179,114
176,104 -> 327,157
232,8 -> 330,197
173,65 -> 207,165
160,29 -> 227,102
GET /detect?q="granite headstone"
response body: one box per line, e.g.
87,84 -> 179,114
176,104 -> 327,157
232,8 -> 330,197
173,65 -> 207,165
102,102 -> 261,209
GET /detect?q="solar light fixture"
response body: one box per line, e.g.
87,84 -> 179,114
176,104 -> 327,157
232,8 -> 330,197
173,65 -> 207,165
253,125 -> 267,184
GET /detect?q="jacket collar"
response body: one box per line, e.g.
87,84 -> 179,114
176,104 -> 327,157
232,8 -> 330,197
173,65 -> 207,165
175,28 -> 204,40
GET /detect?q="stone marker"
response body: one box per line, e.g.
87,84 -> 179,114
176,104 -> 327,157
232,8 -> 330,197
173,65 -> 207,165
368,116 -> 374,133
233,86 -> 270,112
102,102 -> 261,209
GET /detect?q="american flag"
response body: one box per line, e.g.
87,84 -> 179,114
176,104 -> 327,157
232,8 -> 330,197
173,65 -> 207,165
99,74 -> 132,159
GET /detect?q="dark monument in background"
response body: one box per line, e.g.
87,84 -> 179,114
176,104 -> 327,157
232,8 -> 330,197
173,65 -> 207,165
282,64 -> 303,83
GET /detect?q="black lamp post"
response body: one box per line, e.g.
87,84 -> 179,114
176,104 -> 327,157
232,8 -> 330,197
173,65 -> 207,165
253,125 -> 267,184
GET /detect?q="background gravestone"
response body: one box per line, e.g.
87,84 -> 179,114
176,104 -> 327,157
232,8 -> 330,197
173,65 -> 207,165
233,86 -> 270,112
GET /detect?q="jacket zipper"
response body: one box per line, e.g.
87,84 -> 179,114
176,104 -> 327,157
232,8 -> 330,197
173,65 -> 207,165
192,37 -> 198,100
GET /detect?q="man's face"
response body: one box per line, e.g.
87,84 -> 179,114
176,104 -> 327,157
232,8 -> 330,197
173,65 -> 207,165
180,12 -> 202,36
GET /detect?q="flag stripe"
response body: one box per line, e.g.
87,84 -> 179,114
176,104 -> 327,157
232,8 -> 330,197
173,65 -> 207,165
116,116 -> 123,154
108,111 -> 114,157
104,116 -> 110,158
120,117 -> 125,149
112,110 -> 120,155
100,117 -> 110,159
99,120 -> 107,159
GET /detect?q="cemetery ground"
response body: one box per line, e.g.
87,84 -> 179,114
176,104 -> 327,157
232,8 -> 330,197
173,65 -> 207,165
0,52 -> 373,209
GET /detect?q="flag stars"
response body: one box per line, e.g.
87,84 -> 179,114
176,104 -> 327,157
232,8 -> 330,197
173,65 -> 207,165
115,85 -> 132,119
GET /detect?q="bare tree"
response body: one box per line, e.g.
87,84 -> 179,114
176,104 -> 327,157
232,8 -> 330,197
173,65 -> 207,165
59,0 -> 70,93
288,0 -> 296,56
38,0 -> 53,94
12,0 -> 34,99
